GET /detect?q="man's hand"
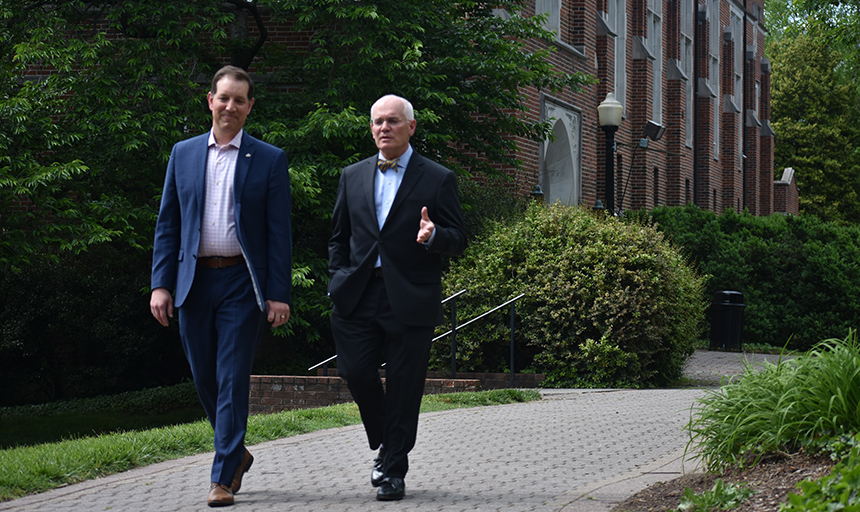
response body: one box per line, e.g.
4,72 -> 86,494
150,287 -> 174,327
417,206 -> 435,243
266,300 -> 291,328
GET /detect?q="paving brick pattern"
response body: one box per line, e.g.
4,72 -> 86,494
0,350 -> 784,512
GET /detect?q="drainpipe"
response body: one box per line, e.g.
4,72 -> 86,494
742,0 -> 748,210
693,1 -> 699,206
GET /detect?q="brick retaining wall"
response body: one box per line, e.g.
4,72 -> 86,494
248,371 -> 544,415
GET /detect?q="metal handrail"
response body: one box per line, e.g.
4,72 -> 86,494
432,294 -> 525,342
307,290 -> 526,387
308,354 -> 337,372
307,289 -> 467,373
442,289 -> 467,304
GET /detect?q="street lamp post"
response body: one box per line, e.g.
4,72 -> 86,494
597,93 -> 623,214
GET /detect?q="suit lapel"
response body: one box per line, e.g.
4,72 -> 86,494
233,133 -> 255,220
361,157 -> 380,230
386,153 -> 424,222
193,135 -> 209,214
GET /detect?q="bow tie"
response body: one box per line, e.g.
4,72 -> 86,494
378,158 -> 400,173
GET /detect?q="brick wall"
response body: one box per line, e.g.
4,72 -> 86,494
248,371 -> 545,415
773,167 -> 798,215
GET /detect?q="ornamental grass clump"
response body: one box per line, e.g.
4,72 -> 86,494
434,201 -> 706,388
687,330 -> 860,471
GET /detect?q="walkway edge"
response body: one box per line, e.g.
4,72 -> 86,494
558,446 -> 703,511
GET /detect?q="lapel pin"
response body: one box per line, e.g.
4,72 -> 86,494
245,153 -> 251,158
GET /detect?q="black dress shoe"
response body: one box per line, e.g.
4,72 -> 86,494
371,451 -> 385,487
376,477 -> 405,501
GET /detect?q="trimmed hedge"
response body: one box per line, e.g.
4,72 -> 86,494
0,245 -> 190,407
433,202 -> 706,388
627,205 -> 860,351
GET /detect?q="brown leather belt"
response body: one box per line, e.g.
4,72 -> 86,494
197,255 -> 244,269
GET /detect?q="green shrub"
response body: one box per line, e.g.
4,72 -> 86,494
0,244 -> 190,406
669,479 -> 754,512
687,331 -> 860,471
627,205 -> 860,351
458,177 -> 529,241
783,441 -> 860,512
434,201 -> 707,388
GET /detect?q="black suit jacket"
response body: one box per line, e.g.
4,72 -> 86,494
328,152 -> 466,327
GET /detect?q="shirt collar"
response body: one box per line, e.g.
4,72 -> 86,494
208,129 -> 244,149
378,144 -> 413,171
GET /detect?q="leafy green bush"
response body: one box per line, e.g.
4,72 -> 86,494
783,441 -> 860,512
626,205 -> 860,351
670,479 -> 754,512
0,244 -> 190,406
458,177 -> 528,241
0,382 -> 200,420
434,202 -> 706,387
687,331 -> 860,471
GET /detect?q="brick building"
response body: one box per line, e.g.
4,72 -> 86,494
502,0 -> 797,216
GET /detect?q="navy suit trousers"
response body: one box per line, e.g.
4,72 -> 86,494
178,263 -> 266,485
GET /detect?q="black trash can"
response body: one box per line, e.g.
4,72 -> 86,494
710,291 -> 745,351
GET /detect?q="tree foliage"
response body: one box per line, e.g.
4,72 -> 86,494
1,0 -> 590,268
766,0 -> 860,225
766,0 -> 860,84
1,1 -> 236,271
769,27 -> 860,224
0,0 -> 591,399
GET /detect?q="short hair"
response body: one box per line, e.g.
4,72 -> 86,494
210,65 -> 255,100
370,94 -> 414,122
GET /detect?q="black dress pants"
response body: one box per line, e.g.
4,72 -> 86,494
331,276 -> 433,480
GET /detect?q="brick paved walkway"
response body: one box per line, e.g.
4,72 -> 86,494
0,350 -> 784,512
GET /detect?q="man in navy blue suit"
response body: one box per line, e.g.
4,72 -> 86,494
328,94 -> 466,501
150,65 -> 291,507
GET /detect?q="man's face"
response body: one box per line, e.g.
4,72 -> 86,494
370,97 -> 416,159
208,75 -> 254,140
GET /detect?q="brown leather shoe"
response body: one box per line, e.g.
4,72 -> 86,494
207,482 -> 234,507
231,449 -> 254,494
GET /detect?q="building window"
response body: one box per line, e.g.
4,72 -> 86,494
646,0 -> 662,124
710,0 -> 720,160
681,0 -> 694,148
755,80 -> 760,119
605,0 -> 627,110
536,0 -> 561,42
731,8 -> 743,170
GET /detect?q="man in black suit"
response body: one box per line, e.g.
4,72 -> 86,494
328,94 -> 467,501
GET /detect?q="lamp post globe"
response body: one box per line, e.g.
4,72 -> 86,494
598,93 -> 623,213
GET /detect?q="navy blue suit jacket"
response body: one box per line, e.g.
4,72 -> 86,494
151,131 -> 292,310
